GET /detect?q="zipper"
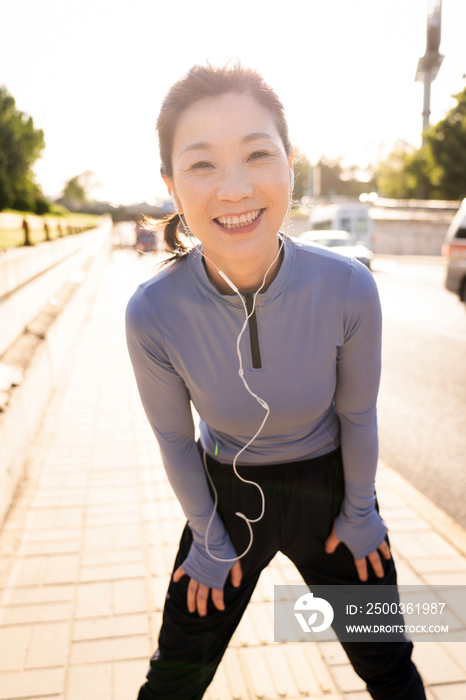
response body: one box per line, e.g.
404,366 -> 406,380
243,293 -> 262,369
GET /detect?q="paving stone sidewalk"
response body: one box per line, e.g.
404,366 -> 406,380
1,249 -> 466,700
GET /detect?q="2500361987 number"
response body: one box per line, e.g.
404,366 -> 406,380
366,603 -> 446,615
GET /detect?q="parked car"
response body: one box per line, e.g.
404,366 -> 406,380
299,230 -> 373,269
442,199 -> 466,308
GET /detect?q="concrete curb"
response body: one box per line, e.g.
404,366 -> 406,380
378,459 -> 466,558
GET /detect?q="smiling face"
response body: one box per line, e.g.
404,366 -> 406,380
167,92 -> 293,283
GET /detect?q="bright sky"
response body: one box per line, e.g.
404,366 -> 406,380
2,0 -> 465,205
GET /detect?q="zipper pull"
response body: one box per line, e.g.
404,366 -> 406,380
243,293 -> 262,369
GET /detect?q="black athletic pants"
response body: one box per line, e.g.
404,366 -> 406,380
137,447 -> 426,700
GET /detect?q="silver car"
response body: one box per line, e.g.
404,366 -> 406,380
443,199 -> 466,308
299,230 -> 373,269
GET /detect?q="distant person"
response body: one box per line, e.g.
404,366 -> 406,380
136,222 -> 158,253
126,63 -> 426,700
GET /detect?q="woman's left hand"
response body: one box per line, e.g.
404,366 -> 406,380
325,522 -> 392,582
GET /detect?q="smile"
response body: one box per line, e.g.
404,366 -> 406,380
214,209 -> 263,229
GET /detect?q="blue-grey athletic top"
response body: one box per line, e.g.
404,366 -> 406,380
125,235 -> 387,589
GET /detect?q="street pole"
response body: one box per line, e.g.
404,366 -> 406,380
422,68 -> 432,144
415,0 -> 443,145
313,163 -> 321,198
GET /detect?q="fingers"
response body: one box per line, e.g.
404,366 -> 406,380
195,585 -> 209,617
354,541 -> 392,581
354,556 -> 368,582
211,588 -> 225,611
196,561 -> 242,614
323,516 -> 392,582
324,524 -> 339,554
231,560 -> 243,587
185,578 -> 227,616
367,550 -> 384,578
174,560 -> 243,616
172,566 -> 186,583
189,583 -> 227,616
369,540 -> 392,576
187,578 -> 209,616
378,540 -> 392,560
186,577 -> 198,613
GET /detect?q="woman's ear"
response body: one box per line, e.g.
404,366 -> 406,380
163,176 -> 182,215
162,175 -> 173,197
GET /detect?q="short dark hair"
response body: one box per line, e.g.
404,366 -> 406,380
151,62 -> 292,263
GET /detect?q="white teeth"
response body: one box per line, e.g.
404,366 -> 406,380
217,209 -> 261,228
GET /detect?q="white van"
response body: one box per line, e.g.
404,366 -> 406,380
442,199 -> 466,307
309,203 -> 373,248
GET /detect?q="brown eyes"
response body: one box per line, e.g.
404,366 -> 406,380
190,151 -> 270,170
248,150 -> 270,160
191,161 -> 212,169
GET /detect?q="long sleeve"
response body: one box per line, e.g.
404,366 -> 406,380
333,261 -> 387,559
125,285 -> 237,589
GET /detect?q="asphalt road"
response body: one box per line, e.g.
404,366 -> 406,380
372,256 -> 466,529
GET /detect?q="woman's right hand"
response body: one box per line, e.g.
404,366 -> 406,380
172,560 -> 243,617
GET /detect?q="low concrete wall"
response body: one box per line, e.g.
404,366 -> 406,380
291,216 -> 450,254
369,201 -> 456,255
371,218 -> 451,256
0,222 -> 112,527
0,218 -> 111,356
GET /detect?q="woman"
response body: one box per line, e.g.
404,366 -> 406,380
126,63 -> 426,700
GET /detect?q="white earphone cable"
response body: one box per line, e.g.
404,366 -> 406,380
172,173 -> 294,563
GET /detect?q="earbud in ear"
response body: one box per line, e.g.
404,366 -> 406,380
171,192 -> 180,215
290,169 -> 295,193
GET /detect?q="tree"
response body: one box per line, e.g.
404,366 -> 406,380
292,148 -> 311,201
293,150 -> 377,200
377,87 -> 466,200
424,87 -> 466,199
319,157 -> 345,197
0,87 -> 45,211
62,170 -> 98,208
319,157 -> 377,198
377,141 -> 432,199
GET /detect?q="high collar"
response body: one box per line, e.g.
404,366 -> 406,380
187,234 -> 296,308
